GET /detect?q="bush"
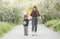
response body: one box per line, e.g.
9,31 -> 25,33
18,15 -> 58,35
0,7 -> 22,24
41,14 -> 48,24
38,0 -> 60,23
45,20 -> 58,27
53,22 -> 60,31
45,19 -> 60,32
0,22 -> 14,36
0,1 -> 22,24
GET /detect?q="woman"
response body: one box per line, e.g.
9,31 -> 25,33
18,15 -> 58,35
30,6 -> 40,35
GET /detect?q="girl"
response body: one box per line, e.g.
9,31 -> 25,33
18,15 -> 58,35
31,6 -> 40,36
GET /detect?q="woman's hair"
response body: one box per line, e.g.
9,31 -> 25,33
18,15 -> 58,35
33,6 -> 37,9
31,6 -> 40,16
32,6 -> 39,14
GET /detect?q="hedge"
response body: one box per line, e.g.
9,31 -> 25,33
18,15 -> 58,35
45,19 -> 60,32
0,22 -> 15,36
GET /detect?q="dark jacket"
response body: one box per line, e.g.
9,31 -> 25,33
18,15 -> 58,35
23,19 -> 29,26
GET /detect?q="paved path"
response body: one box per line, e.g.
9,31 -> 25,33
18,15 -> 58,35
0,22 -> 60,39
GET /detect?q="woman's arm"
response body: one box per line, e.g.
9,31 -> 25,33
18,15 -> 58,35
38,12 -> 40,16
37,10 -> 40,17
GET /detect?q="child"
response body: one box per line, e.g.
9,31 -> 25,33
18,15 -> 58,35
23,13 -> 29,36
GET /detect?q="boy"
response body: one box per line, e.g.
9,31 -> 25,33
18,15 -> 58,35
23,13 -> 29,36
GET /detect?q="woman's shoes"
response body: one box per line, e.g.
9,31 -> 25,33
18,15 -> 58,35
32,32 -> 37,36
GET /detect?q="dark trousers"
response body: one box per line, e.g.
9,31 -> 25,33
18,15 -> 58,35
32,17 -> 38,32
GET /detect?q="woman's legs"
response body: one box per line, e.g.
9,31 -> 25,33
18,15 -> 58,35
32,17 -> 38,32
35,17 -> 38,32
32,18 -> 35,32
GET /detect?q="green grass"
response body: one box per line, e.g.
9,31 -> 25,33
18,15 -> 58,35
45,19 -> 60,32
0,22 -> 15,36
45,20 -> 58,27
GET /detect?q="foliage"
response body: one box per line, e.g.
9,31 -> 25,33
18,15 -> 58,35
45,19 -> 60,32
0,1 -> 22,24
0,22 -> 14,36
26,6 -> 32,14
38,0 -> 60,23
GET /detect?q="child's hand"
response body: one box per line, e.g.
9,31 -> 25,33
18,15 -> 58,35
23,21 -> 27,25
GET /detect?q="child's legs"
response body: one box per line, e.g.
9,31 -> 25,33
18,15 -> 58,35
24,26 -> 28,35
